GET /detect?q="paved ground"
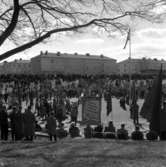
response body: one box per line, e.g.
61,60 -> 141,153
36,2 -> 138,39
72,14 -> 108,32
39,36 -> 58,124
0,139 -> 166,167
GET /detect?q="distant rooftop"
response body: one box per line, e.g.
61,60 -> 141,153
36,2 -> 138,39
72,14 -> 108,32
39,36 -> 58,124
118,58 -> 166,64
4,59 -> 30,64
32,51 -> 116,61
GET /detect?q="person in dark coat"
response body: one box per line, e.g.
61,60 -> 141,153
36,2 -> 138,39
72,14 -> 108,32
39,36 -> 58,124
104,121 -> 116,132
57,123 -> 68,139
133,103 -> 139,125
23,107 -> 36,141
104,88 -> 112,116
120,97 -> 126,110
131,126 -> 144,140
69,123 -> 80,138
93,124 -> 103,138
146,130 -> 158,141
71,103 -> 78,124
104,121 -> 116,139
14,106 -> 23,140
130,102 -> 139,124
84,124 -> 93,138
46,112 -> 57,141
0,106 -> 8,140
9,106 -> 16,141
56,104 -> 66,125
117,124 -> 129,140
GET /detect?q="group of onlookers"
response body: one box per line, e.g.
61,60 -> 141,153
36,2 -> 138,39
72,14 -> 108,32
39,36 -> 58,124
0,74 -> 157,143
0,104 -> 36,141
0,104 -> 161,142
84,121 -> 160,141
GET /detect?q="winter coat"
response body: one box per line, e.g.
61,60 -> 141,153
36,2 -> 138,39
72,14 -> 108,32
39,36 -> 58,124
117,128 -> 129,140
23,110 -> 35,137
0,109 -> 8,127
69,126 -> 80,138
84,126 -> 93,138
9,110 -> 16,132
131,130 -> 144,140
57,128 -> 68,139
15,112 -> 24,137
46,115 -> 57,135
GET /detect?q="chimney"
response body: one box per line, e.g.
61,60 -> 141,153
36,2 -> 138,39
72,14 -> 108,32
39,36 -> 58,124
100,54 -> 104,58
45,50 -> 48,55
86,53 -> 90,56
40,51 -> 43,55
57,51 -> 61,56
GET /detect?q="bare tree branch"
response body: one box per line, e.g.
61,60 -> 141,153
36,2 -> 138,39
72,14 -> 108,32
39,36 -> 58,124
0,0 -> 163,61
0,0 -> 20,46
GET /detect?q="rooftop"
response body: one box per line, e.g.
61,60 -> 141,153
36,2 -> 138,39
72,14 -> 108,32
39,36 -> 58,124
4,59 -> 30,64
32,51 -> 116,61
118,58 -> 166,64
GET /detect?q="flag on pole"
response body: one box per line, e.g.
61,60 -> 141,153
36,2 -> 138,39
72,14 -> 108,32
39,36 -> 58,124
123,28 -> 130,49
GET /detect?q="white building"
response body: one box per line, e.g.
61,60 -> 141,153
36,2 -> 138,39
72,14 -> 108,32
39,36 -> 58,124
31,51 -> 118,75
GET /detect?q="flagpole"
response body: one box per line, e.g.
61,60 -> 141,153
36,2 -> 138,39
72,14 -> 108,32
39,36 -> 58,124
128,27 -> 135,124
128,27 -> 132,106
128,28 -> 139,126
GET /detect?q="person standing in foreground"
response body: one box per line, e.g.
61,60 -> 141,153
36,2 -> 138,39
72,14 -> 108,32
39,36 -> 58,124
23,106 -> 36,141
0,106 -> 8,140
9,106 -> 16,141
131,126 -> 144,140
14,106 -> 23,140
117,124 -> 129,140
84,124 -> 93,138
46,112 -> 57,142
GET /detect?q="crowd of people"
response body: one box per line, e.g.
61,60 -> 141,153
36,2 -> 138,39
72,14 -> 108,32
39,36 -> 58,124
0,74 -> 156,142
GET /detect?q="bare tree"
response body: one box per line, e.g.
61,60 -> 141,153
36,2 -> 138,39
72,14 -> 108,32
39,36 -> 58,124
0,0 -> 163,61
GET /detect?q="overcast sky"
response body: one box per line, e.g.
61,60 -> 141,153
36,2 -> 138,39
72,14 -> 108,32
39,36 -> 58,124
2,3 -> 166,63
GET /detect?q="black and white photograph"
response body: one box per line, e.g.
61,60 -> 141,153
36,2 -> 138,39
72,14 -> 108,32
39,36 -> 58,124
0,0 -> 166,166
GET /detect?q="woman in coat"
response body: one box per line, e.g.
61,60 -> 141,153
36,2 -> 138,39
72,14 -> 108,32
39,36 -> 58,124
23,107 -> 36,141
14,106 -> 23,140
46,112 -> 57,141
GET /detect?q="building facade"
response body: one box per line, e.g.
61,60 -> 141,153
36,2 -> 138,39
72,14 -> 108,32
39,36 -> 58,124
0,59 -> 31,74
118,58 -> 142,75
31,51 -> 118,75
118,58 -> 166,75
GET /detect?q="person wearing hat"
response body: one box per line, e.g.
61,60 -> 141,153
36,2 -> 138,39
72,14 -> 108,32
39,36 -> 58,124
70,102 -> 78,125
0,105 -> 8,140
69,123 -> 80,138
117,124 -> 129,140
93,124 -> 104,138
56,123 -> 68,139
104,121 -> 116,139
9,106 -> 17,141
23,106 -> 36,141
14,106 -> 23,141
46,112 -> 57,142
84,124 -> 93,138
131,126 -> 144,140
